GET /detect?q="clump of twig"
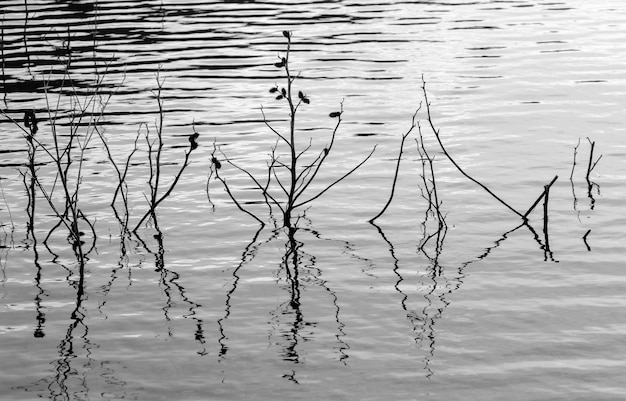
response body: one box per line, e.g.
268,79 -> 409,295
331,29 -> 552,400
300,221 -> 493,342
0,28 -> 121,263
1,73 -> 106,264
132,72 -> 200,233
569,137 -> 601,251
570,137 -> 601,210
415,120 -> 448,261
420,76 -> 558,223
208,31 -> 375,227
584,138 -> 602,209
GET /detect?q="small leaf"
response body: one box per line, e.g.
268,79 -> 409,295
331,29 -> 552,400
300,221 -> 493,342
274,61 -> 284,68
24,110 -> 38,135
329,111 -> 341,118
298,91 -> 304,99
302,98 -> 310,104
281,88 -> 286,96
188,134 -> 199,150
189,132 -> 200,150
276,94 -> 283,100
283,30 -> 290,39
269,87 -> 278,93
211,157 -> 222,169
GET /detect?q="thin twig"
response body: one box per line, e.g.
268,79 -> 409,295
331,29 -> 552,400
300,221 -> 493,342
370,106 -> 420,223
422,76 -> 524,219
523,175 -> 558,218
294,146 -> 377,209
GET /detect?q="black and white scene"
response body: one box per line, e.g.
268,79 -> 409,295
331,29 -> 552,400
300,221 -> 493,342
1,1 -> 625,400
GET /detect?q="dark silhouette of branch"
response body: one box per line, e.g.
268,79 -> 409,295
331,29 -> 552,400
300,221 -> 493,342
523,175 -> 558,218
132,75 -> 200,232
582,229 -> 591,251
421,76 -> 524,219
211,32 -> 374,227
208,142 -> 266,227
370,106 -> 420,223
293,146 -> 377,209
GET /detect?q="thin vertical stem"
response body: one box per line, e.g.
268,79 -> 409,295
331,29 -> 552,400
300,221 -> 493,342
370,108 -> 419,223
284,35 -> 297,227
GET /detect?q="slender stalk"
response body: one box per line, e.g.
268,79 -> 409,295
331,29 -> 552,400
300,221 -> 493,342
422,76 -> 524,219
523,175 -> 558,218
370,107 -> 420,223
284,35 -> 297,227
211,32 -> 374,226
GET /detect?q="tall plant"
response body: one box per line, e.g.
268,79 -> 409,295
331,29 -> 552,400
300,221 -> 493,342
209,31 -> 375,228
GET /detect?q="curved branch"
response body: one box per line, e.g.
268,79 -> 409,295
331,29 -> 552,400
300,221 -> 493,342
370,106 -> 420,223
421,76 -> 524,219
294,145 -> 376,209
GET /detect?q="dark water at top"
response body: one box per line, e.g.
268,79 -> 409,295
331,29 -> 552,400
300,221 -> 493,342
1,1 -> 626,400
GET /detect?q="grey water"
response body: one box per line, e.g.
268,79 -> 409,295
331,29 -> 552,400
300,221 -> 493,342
1,1 -> 626,400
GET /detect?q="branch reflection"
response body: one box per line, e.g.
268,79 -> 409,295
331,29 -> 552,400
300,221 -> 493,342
218,224 -> 267,359
134,216 -> 206,355
218,218 -> 350,373
371,194 -> 559,377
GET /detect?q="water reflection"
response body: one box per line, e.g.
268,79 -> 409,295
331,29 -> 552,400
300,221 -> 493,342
305,224 -> 351,365
14,209 -> 210,397
217,224 -> 267,359
218,218 -> 350,372
0,225 -> 11,301
134,218 -> 207,354
369,177 -> 566,376
21,143 -> 46,338
49,261 -> 90,399
16,238 -> 99,399
2,0 -> 625,399
267,223 -> 347,373
32,242 -> 46,339
371,213 -> 451,377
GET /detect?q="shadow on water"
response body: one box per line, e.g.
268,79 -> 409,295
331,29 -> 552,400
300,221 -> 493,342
217,217 -> 350,375
2,1 -> 618,398
15,222 -> 100,398
369,183 -> 561,377
133,217 -> 207,355
15,215 -> 207,398
213,194 -> 563,380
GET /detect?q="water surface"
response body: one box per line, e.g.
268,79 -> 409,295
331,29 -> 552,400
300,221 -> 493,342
1,1 -> 626,400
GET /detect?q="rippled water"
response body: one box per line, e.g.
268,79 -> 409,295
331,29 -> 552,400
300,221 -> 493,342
1,1 -> 626,400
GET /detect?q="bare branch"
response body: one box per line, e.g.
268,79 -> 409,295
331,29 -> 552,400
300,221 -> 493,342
294,145 -> 377,209
422,76 -> 524,219
370,106 -> 420,223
